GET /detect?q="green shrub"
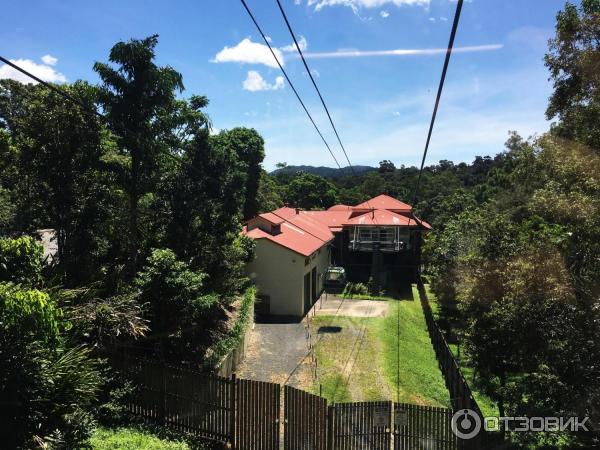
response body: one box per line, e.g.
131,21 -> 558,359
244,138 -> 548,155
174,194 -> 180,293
90,427 -> 190,450
134,248 -> 217,362
342,282 -> 369,298
0,283 -> 101,449
205,286 -> 255,369
0,236 -> 43,285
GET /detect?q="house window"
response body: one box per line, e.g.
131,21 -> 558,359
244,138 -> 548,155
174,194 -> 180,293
358,228 -> 377,241
379,227 -> 394,242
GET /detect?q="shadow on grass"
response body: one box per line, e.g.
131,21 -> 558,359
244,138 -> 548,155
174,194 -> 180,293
318,326 -> 343,334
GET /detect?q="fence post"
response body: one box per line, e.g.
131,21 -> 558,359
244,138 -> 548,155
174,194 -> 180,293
327,405 -> 334,450
230,373 -> 237,449
160,364 -> 167,426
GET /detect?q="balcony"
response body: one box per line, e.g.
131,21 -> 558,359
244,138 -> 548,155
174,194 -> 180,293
348,226 -> 411,252
348,240 -> 409,252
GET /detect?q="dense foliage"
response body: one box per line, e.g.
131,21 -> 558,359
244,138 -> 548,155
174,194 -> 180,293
0,35 -> 260,447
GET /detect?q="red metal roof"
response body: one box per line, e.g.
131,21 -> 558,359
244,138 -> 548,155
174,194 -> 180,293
245,219 -> 332,257
327,204 -> 352,211
258,212 -> 285,225
354,194 -> 412,212
344,210 -> 412,226
301,210 -> 353,229
243,194 -> 430,254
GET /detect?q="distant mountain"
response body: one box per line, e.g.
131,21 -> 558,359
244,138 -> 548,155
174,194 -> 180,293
270,165 -> 376,178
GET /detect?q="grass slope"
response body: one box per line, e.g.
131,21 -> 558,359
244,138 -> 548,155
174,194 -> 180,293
312,285 -> 449,406
90,428 -> 189,450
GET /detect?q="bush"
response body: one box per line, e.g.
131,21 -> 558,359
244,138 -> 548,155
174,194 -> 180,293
134,249 -> 218,362
0,236 -> 43,285
0,283 -> 102,449
342,282 -> 369,298
205,286 -> 255,369
90,427 -> 190,450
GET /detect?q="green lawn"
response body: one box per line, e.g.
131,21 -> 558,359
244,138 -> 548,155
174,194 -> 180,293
90,428 -> 190,450
311,284 -> 450,406
425,285 -> 499,417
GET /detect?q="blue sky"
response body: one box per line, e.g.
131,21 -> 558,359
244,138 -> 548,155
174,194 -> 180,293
1,0 -> 574,170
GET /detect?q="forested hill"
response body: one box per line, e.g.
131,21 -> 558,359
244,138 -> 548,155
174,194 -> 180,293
270,164 -> 375,178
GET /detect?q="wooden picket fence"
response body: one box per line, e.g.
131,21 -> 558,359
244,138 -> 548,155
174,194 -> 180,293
111,356 -> 234,441
111,352 -> 492,449
416,277 -> 503,449
393,403 -> 457,450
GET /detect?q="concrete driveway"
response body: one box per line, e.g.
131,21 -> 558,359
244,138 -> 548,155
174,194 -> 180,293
312,294 -> 389,318
236,317 -> 314,388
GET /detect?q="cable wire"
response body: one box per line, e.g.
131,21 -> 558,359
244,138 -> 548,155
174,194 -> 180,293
410,0 -> 464,207
401,0 -> 464,406
239,0 -> 342,170
274,0 -> 356,177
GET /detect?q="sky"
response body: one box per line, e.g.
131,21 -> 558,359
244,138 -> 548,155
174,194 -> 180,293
0,0 -> 576,171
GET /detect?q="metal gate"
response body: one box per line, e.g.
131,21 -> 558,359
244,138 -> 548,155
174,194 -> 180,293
329,401 -> 392,450
284,385 -> 328,450
235,378 -> 280,450
393,403 -> 457,450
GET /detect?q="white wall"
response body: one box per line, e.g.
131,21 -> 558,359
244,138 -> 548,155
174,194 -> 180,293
246,240 -> 331,317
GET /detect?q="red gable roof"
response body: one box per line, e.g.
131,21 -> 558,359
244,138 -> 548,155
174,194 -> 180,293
245,224 -> 330,257
327,204 -> 352,211
355,194 -> 412,212
243,194 -> 429,254
243,206 -> 333,257
344,210 -> 412,226
258,212 -> 285,225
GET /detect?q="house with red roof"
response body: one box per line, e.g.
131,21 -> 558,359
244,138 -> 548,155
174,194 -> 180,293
243,194 -> 430,317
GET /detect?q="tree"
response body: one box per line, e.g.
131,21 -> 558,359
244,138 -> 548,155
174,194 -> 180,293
133,248 -> 218,362
0,80 -> 114,284
284,173 -> 338,209
212,128 -> 265,219
94,34 -> 184,273
378,160 -> 396,173
257,170 -> 283,213
545,0 -> 600,150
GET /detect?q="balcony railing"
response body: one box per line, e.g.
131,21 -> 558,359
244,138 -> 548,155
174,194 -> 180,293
349,240 -> 408,252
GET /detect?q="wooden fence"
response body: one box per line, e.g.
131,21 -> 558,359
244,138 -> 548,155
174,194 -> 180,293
329,401 -> 393,450
416,277 -> 500,449
394,403 -> 457,450
111,356 -> 233,442
112,354 -> 488,449
284,385 -> 328,450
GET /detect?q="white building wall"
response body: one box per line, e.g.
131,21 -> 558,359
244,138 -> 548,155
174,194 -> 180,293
246,239 -> 331,317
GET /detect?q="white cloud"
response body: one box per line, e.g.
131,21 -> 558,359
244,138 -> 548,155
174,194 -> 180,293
301,44 -> 503,59
0,57 -> 67,84
41,54 -> 58,66
440,16 -> 448,21
392,111 -> 401,116
428,17 -> 436,22
243,71 -> 285,92
305,0 -> 429,14
212,38 -> 283,68
280,36 -> 308,53
380,10 -> 390,18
